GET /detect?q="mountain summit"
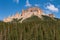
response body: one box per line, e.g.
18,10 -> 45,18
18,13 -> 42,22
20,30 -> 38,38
3,7 -> 55,23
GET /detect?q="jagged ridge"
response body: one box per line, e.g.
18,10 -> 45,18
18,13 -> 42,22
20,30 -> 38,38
3,7 -> 55,23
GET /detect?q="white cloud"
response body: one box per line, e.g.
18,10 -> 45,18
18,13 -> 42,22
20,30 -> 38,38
46,4 -> 59,12
25,0 -> 31,7
16,0 -> 19,4
35,4 -> 39,7
13,0 -> 19,4
50,0 -> 54,1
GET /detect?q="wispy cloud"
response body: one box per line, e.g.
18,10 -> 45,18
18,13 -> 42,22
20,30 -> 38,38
25,0 -> 31,7
16,0 -> 19,4
50,0 -> 54,1
13,0 -> 19,4
35,4 -> 39,7
46,3 -> 59,12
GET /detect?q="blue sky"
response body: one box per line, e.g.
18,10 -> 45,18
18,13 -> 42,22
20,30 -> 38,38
0,0 -> 60,20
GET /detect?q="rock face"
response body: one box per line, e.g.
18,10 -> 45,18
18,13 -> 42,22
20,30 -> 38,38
20,7 -> 43,22
3,7 -> 55,22
48,14 -> 55,18
3,12 -> 21,22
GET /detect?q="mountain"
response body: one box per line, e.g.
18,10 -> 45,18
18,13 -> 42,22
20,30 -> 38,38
0,15 -> 60,40
0,7 -> 60,40
3,7 -> 55,23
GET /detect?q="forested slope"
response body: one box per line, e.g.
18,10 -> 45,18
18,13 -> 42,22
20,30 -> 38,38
0,15 -> 60,40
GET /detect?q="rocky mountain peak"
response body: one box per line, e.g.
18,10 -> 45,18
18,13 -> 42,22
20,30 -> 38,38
3,7 -> 55,23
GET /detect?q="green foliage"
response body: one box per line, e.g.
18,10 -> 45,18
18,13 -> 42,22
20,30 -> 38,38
0,16 -> 60,40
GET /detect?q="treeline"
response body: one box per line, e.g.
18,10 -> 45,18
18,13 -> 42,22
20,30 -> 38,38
0,20 -> 60,40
